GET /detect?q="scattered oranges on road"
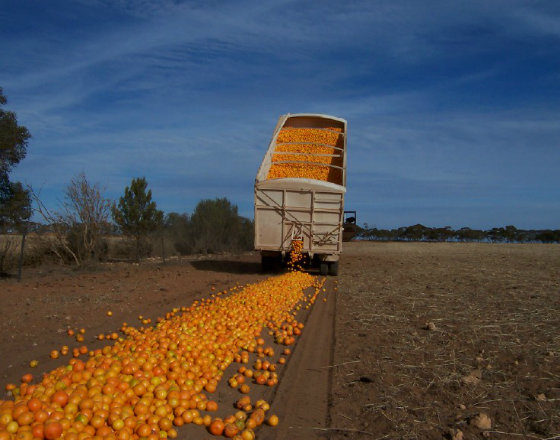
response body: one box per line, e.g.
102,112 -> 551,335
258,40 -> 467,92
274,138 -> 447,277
1,263 -> 330,440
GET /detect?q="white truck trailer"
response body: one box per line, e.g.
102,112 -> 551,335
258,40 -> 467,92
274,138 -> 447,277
254,113 -> 348,275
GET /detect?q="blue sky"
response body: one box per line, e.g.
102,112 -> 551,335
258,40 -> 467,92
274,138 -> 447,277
2,0 -> 559,229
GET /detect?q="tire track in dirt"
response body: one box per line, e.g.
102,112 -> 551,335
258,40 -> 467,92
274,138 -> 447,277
266,279 -> 337,440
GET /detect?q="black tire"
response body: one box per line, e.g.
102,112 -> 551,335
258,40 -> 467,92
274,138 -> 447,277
320,262 -> 329,275
261,255 -> 274,273
262,254 -> 282,273
328,261 -> 339,276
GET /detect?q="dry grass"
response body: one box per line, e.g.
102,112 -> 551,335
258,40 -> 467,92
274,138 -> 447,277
331,242 -> 560,439
0,233 -> 185,273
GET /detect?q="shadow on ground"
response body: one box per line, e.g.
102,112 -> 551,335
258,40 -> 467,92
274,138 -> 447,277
190,257 -> 322,276
189,259 -> 264,274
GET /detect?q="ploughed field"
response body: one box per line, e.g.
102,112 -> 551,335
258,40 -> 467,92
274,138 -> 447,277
333,242 -> 560,440
1,242 -> 559,440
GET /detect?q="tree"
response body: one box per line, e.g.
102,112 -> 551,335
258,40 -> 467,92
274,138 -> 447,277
400,224 -> 427,241
112,177 -> 163,261
0,88 -> 32,277
488,227 -> 505,242
62,173 -> 112,262
189,198 -> 253,253
536,229 -> 560,243
503,225 -> 518,243
457,227 -> 485,242
164,212 -> 192,255
0,182 -> 31,229
30,174 -> 112,265
0,87 -> 31,228
0,182 -> 32,277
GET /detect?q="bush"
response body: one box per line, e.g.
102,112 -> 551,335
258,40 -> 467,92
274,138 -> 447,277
189,198 -> 254,254
0,234 -> 19,273
110,237 -> 152,260
66,224 -> 109,263
23,235 -> 57,267
0,232 -> 77,272
163,213 -> 192,256
162,204 -> 253,256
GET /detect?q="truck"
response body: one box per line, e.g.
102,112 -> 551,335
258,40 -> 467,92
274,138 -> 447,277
254,113 -> 348,275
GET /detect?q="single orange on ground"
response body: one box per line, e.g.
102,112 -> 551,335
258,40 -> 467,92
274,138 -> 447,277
205,401 -> 218,412
208,418 -> 224,435
21,374 -> 33,384
223,423 -> 239,438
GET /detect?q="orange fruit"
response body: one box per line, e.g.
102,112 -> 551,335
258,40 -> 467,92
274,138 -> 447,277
223,423 -> 239,438
21,374 -> 33,384
27,398 -> 42,413
15,430 -> 33,440
208,418 -> 224,435
32,423 -> 45,438
205,401 -> 218,412
51,391 -> 69,407
16,411 -> 34,426
240,429 -> 255,440
239,384 -> 250,394
135,424 -> 151,437
34,410 -> 48,423
44,422 -> 63,440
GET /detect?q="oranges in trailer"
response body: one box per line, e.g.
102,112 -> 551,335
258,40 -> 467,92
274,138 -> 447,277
267,127 -> 344,184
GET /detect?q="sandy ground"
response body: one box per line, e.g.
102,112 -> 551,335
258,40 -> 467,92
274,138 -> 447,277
1,242 -> 559,439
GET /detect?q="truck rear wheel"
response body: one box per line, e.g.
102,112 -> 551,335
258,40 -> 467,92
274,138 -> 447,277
320,262 -> 329,275
262,254 -> 282,273
328,261 -> 339,276
261,255 -> 274,273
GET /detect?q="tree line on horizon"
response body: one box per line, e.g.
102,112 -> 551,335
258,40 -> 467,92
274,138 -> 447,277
1,172 -> 254,273
357,223 -> 560,243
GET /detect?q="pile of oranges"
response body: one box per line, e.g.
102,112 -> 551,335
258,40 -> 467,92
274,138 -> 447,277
276,127 -> 342,145
0,270 -> 327,440
267,127 -> 344,184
